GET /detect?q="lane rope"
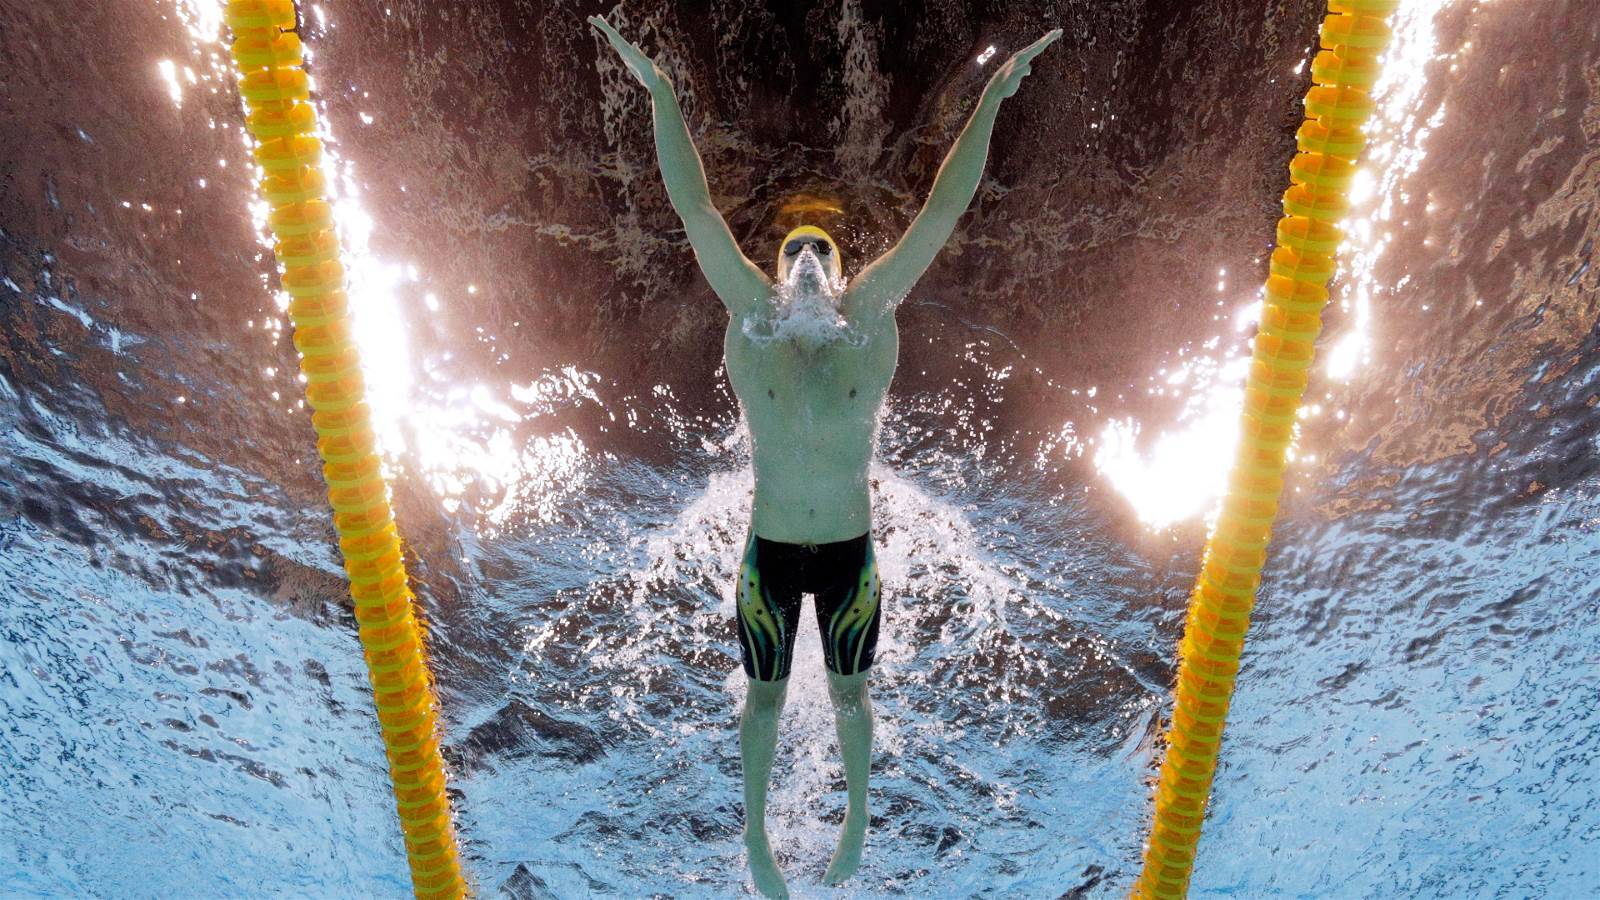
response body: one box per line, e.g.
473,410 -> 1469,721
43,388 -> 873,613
222,2 -> 468,896
218,1 -> 1401,894
1133,2 -> 1398,896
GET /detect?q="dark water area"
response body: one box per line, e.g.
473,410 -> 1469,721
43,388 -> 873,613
2,0 -> 1598,896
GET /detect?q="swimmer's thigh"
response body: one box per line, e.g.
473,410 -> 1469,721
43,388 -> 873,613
735,531 -> 804,682
814,539 -> 882,676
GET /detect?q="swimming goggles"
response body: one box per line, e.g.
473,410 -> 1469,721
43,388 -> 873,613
782,237 -> 833,258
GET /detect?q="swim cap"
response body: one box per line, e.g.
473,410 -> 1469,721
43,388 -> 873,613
777,225 -> 843,282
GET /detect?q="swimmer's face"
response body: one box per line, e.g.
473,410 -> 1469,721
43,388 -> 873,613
783,248 -> 843,306
776,227 -> 844,287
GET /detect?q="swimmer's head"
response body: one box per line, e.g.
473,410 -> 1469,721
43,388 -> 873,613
776,225 -> 843,286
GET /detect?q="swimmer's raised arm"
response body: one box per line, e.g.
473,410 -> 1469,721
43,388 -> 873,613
844,29 -> 1062,324
589,15 -> 772,318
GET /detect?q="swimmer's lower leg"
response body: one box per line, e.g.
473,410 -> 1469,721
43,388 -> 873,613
826,669 -> 873,818
740,676 -> 789,839
825,669 -> 872,884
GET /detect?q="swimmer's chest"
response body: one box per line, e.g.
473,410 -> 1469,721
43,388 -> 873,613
723,311 -> 899,429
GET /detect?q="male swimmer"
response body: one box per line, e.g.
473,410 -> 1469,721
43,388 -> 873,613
590,15 -> 1060,897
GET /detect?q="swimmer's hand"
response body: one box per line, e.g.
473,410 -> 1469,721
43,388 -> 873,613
588,15 -> 670,94
981,29 -> 1063,104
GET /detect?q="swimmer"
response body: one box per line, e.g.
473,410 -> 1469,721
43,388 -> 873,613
590,15 -> 1060,897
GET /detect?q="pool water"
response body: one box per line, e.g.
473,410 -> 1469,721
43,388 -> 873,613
2,0 -> 1598,896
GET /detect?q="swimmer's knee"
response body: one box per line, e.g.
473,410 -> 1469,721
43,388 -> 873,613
825,668 -> 871,705
746,673 -> 790,708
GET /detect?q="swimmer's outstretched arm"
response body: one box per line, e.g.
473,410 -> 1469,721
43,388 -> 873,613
844,29 -> 1063,324
589,15 -> 772,317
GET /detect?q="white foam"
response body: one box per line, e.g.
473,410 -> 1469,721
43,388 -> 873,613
740,248 -> 868,350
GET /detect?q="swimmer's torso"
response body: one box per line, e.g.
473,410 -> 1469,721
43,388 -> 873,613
725,295 -> 899,544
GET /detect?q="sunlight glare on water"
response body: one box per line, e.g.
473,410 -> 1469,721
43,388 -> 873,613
1093,351 -> 1252,529
1091,0 -> 1453,527
317,169 -> 596,530
1325,0 -> 1449,381
172,0 -> 224,44
164,0 -> 595,532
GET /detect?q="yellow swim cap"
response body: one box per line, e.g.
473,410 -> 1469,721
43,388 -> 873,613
777,225 -> 843,281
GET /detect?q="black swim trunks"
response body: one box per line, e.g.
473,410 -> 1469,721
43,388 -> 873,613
734,529 -> 882,682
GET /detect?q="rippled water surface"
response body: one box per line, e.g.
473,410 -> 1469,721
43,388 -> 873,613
2,0 -> 1598,896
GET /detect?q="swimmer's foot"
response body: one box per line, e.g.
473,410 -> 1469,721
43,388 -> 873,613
823,808 -> 867,885
744,827 -> 790,899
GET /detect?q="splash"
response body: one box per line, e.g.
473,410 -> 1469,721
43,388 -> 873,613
741,248 -> 868,350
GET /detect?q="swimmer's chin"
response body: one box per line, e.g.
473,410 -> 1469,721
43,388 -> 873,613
742,294 -> 867,351
778,271 -> 847,305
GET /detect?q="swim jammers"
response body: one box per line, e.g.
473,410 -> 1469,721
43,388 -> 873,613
734,529 -> 882,682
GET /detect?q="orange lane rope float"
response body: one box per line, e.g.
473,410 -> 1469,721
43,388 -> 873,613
222,2 -> 467,896
774,192 -> 846,232
1133,1 -> 1398,897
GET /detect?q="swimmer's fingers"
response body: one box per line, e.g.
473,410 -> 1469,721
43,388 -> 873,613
1016,28 -> 1064,63
587,15 -> 645,69
1000,28 -> 1062,74
587,15 -> 666,90
985,29 -> 1061,101
586,14 -> 628,51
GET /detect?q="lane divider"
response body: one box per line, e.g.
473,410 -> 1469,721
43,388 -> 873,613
222,2 -> 468,896
1133,1 -> 1398,896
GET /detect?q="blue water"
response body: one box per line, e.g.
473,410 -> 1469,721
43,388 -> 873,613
4,309 -> 1598,895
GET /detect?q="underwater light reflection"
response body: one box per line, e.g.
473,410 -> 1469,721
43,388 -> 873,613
1092,0 -> 1453,527
166,0 -> 595,533
172,0 -> 224,45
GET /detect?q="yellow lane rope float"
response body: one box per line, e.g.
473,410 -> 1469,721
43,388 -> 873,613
1132,2 -> 1398,897
222,2 -> 467,896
